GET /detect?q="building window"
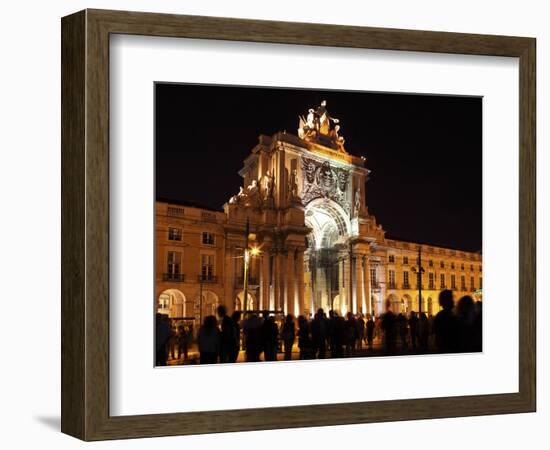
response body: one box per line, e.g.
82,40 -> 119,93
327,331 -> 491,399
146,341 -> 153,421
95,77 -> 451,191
167,206 -> 185,217
403,271 -> 410,288
428,259 -> 433,267
479,265 -> 482,272
470,276 -> 475,290
168,227 -> 182,241
370,267 -> 378,288
167,251 -> 181,275
479,277 -> 483,289
440,261 -> 445,269
470,264 -> 474,271
388,255 -> 395,263
403,256 -> 409,265
201,254 -> 215,281
428,272 -> 435,289
451,274 -> 456,289
440,273 -> 446,289
202,232 -> 215,245
451,262 -> 455,270
461,263 -> 465,271
460,275 -> 466,290
388,270 -> 396,288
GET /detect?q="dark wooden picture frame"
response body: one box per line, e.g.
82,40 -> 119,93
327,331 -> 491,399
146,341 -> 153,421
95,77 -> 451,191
61,9 -> 536,441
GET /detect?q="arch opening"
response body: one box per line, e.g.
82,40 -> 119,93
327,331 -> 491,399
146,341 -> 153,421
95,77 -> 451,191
157,289 -> 186,318
304,198 -> 352,315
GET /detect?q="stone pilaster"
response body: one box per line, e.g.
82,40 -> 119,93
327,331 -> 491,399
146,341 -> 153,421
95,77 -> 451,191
296,249 -> 305,316
354,254 -> 365,315
224,245 -> 236,313
260,248 -> 270,310
286,247 -> 296,316
365,256 -> 372,316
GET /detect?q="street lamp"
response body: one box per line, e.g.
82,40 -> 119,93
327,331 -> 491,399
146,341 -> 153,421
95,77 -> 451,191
411,246 -> 425,314
242,245 -> 260,312
242,217 -> 260,312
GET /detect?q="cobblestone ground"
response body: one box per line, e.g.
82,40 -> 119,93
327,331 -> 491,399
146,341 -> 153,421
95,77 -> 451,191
166,336 -> 438,366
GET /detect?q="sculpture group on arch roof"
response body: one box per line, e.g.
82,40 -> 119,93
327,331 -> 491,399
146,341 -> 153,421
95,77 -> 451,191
298,100 -> 346,151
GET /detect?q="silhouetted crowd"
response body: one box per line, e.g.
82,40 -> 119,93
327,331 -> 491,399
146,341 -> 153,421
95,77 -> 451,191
155,289 -> 482,366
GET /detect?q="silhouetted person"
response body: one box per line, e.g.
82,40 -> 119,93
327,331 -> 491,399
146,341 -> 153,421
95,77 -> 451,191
229,311 -> 242,362
409,311 -> 419,350
418,312 -> 429,351
366,315 -> 375,349
261,312 -> 279,361
329,311 -> 345,358
216,305 -> 233,363
397,313 -> 408,350
198,315 -> 220,364
281,314 -> 295,360
311,308 -> 327,359
243,313 -> 262,362
345,312 -> 357,356
155,313 -> 171,366
168,324 -> 179,360
433,289 -> 459,353
456,296 -> 481,352
356,314 -> 365,349
297,315 -> 311,359
382,309 -> 397,354
177,324 -> 190,360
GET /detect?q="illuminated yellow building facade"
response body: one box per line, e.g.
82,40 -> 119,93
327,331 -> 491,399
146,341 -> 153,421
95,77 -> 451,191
156,102 -> 482,321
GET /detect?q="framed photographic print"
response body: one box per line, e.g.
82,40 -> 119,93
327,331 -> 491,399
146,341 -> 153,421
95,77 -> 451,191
61,9 -> 536,441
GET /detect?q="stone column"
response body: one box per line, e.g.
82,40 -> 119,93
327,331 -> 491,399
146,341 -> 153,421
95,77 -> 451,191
286,247 -> 296,316
361,255 -> 368,314
337,258 -> 343,313
365,256 -> 372,316
224,245 -> 236,312
273,252 -> 280,312
260,248 -> 270,311
354,254 -> 365,315
296,249 -> 305,317
275,252 -> 287,314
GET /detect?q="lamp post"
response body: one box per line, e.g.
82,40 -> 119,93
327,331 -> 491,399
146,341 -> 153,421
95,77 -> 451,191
242,218 -> 260,312
412,246 -> 425,314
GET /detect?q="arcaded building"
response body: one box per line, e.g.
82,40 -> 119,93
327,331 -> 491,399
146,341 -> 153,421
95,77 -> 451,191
155,102 -> 482,322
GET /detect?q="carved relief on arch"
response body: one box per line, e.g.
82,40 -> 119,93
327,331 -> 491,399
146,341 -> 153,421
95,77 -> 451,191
300,156 -> 350,213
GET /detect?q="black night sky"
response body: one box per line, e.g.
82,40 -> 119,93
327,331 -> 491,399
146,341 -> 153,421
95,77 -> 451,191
155,83 -> 482,252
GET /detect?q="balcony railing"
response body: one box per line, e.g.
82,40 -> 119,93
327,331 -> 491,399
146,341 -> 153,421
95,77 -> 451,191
198,275 -> 218,283
162,273 -> 185,282
371,282 -> 380,290
387,283 -> 396,289
402,283 -> 411,289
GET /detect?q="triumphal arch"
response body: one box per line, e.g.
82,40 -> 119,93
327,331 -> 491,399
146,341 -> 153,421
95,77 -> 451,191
223,101 -> 385,317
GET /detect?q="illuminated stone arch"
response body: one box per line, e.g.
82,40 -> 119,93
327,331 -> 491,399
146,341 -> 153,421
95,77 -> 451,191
304,198 -> 352,249
427,297 -> 434,316
387,293 -> 399,313
415,294 -> 426,313
235,291 -> 255,311
371,294 -> 382,316
402,294 -> 413,314
200,290 -> 219,319
157,289 -> 186,318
